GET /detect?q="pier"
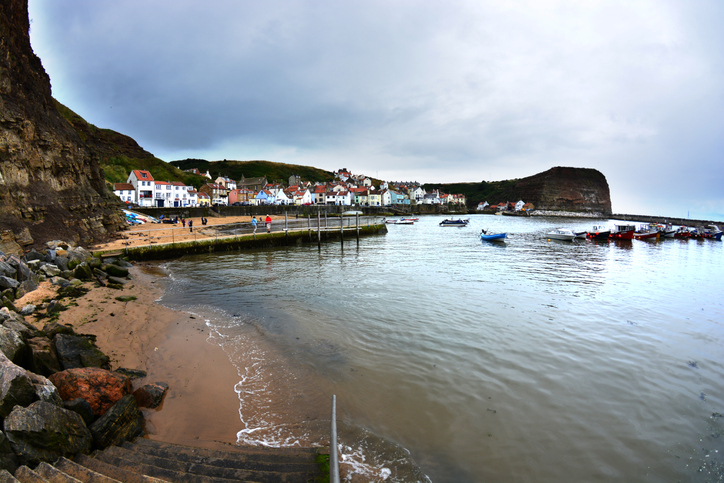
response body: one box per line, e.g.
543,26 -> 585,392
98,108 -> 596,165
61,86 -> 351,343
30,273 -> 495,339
92,213 -> 387,261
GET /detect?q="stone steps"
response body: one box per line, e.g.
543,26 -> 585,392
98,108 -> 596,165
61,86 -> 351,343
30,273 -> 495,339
7,439 -> 325,483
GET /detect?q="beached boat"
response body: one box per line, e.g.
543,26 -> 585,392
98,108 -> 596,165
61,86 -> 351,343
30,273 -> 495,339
546,228 -> 576,241
585,225 -> 611,240
439,218 -> 470,227
634,224 -> 659,240
480,231 -> 507,242
609,224 -> 635,240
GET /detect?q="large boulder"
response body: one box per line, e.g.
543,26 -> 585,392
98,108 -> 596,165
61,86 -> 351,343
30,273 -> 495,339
0,430 -> 18,474
3,401 -> 92,467
89,394 -> 143,449
26,337 -> 61,377
49,368 -> 132,418
53,333 -> 110,370
0,356 -> 35,421
0,325 -> 25,364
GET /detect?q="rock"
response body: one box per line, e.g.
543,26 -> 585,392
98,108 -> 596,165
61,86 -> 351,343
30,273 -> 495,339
53,333 -> 110,370
0,262 -> 15,278
0,233 -> 22,259
26,337 -> 61,377
39,265 -> 61,277
54,256 -> 69,272
23,249 -> 43,263
49,276 -> 70,288
67,247 -> 93,264
26,372 -> 62,406
3,401 -> 92,467
107,276 -> 129,286
44,249 -> 56,263
42,322 -> 75,339
18,305 -> 34,316
102,264 -> 129,278
14,229 -> 33,247
1,312 -> 42,341
73,262 -> 93,281
45,300 -> 63,315
132,382 -> 169,409
48,367 -> 132,417
0,431 -> 18,474
0,355 -> 35,420
0,278 -> 18,291
0,326 -> 25,364
13,280 -> 38,300
114,368 -> 147,379
89,394 -> 144,449
63,398 -> 94,426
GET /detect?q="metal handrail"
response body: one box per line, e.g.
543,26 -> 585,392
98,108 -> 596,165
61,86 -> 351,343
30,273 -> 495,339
330,395 -> 340,483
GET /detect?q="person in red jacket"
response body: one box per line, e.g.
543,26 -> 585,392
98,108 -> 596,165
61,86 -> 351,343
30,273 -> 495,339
265,215 -> 272,233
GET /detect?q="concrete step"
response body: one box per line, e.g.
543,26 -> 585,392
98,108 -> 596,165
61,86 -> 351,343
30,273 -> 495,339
9,439 -> 324,483
123,439 -> 319,475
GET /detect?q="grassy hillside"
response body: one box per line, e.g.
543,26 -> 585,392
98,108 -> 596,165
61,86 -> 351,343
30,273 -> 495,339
54,100 -> 207,188
170,159 -> 336,185
423,180 -> 520,208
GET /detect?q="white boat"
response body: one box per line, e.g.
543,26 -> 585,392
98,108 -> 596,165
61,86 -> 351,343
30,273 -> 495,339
546,228 -> 576,241
385,218 -> 414,225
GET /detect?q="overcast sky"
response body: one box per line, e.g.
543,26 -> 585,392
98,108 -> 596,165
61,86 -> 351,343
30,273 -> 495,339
28,0 -> 724,220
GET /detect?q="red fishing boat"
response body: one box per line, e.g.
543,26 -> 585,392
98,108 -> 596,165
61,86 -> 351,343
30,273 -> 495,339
634,224 -> 659,240
585,225 -> 611,239
609,224 -> 635,240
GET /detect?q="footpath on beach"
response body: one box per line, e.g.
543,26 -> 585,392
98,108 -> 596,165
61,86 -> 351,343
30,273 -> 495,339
92,213 -> 388,261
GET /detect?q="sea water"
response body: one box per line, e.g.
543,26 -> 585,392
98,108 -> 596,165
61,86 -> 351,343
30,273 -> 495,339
158,215 -> 724,482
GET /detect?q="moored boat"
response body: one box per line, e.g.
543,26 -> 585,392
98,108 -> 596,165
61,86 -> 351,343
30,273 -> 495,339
609,224 -> 635,240
666,227 -> 691,239
480,230 -> 507,242
585,225 -> 611,240
439,218 -> 470,227
546,228 -> 576,241
634,224 -> 659,240
700,225 -> 723,240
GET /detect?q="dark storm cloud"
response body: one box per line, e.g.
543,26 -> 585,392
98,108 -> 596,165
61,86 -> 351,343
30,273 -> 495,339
28,0 -> 724,219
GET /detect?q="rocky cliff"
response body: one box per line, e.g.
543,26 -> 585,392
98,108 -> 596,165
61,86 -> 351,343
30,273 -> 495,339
514,167 -> 611,213
0,0 -> 125,254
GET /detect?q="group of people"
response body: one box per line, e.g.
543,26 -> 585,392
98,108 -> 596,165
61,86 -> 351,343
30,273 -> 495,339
251,215 -> 272,234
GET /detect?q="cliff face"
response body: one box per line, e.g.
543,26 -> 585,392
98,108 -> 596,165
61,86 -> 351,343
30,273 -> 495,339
514,167 -> 611,213
0,0 -> 125,252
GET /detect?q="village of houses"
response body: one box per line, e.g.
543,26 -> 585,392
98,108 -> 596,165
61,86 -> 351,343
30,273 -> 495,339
111,167 -> 493,211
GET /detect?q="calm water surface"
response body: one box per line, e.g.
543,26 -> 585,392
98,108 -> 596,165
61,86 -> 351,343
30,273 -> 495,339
159,215 -> 724,482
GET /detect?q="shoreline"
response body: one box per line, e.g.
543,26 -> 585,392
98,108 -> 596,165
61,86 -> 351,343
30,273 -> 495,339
18,263 -> 245,451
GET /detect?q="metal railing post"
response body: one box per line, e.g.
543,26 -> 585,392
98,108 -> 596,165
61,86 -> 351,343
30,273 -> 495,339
330,395 -> 340,483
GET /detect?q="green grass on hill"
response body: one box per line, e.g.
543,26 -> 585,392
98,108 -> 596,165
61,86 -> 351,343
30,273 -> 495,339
170,159 -> 335,185
423,180 -> 519,208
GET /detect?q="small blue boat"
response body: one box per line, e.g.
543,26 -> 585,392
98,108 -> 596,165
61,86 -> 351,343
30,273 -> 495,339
480,232 -> 507,242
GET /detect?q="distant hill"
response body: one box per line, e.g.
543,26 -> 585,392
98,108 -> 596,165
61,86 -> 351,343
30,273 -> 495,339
425,167 -> 611,213
169,159 -> 336,185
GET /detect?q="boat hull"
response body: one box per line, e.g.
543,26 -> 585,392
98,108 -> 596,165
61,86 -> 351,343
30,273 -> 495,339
481,233 -> 507,242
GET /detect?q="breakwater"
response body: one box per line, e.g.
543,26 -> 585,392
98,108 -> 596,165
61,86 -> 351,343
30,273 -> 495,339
95,223 -> 387,262
612,213 -> 723,226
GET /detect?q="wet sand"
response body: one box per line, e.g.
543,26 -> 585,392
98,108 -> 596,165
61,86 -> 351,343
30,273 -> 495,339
17,264 -> 246,450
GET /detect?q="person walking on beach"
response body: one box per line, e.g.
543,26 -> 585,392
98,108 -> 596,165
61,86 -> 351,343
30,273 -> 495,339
265,215 -> 272,233
252,216 -> 257,234
182,219 -> 186,228
188,220 -> 193,232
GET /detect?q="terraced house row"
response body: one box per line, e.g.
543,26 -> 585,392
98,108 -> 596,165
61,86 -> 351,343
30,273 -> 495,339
113,169 -> 466,208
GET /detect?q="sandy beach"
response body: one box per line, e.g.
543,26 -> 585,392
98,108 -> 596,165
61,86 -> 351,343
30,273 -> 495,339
92,214 -> 286,253
17,263 -> 246,451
